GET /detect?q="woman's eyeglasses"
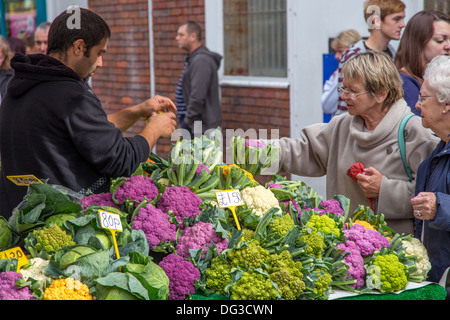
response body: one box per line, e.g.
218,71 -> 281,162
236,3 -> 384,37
338,87 -> 369,100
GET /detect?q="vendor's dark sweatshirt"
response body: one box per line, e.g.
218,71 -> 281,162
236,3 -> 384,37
0,54 -> 150,218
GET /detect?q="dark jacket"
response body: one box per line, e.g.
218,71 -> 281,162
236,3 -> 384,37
182,46 -> 222,132
0,53 -> 149,219
0,69 -> 13,99
414,139 -> 450,285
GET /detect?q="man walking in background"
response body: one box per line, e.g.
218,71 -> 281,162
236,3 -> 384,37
175,21 -> 222,138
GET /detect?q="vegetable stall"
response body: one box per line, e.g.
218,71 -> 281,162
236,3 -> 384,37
0,133 -> 447,301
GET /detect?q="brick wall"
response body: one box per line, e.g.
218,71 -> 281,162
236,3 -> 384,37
89,0 -> 292,181
89,0 -> 152,136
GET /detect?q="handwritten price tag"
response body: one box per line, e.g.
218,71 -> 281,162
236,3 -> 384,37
215,189 -> 245,208
7,175 -> 43,186
98,210 -> 123,261
98,210 -> 123,232
215,189 -> 244,231
0,247 -> 29,272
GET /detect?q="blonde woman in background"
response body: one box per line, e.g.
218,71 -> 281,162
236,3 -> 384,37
274,51 -> 439,235
322,29 -> 362,116
0,36 -> 14,101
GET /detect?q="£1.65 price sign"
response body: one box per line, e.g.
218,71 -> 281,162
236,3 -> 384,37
98,210 -> 123,260
215,189 -> 245,231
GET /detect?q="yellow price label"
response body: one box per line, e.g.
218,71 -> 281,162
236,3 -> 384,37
0,247 -> 29,272
215,190 -> 245,231
98,210 -> 123,260
7,175 -> 43,186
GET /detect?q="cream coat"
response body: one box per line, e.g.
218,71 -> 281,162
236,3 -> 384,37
276,99 -> 439,235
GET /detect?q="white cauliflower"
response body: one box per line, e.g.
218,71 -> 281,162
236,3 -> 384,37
240,185 -> 281,217
402,237 -> 432,278
20,257 -> 52,290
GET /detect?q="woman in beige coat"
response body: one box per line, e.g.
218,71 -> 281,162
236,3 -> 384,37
276,51 -> 439,235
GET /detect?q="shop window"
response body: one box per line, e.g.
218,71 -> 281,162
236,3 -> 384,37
223,0 -> 287,78
1,0 -> 37,38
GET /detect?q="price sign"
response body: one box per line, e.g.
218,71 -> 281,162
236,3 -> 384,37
98,210 -> 123,232
7,175 -> 43,186
98,210 -> 122,260
215,189 -> 244,231
215,189 -> 245,208
0,247 -> 29,272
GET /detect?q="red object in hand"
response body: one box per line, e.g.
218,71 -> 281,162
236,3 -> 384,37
347,162 -> 374,210
347,162 -> 365,182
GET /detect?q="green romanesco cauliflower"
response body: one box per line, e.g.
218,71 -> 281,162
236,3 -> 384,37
205,256 -> 233,295
230,269 -> 278,300
241,228 -> 255,241
305,214 -> 341,237
226,240 -> 270,269
297,230 -> 326,258
33,224 -> 76,254
310,267 -> 333,299
268,213 -> 295,239
267,250 -> 305,300
369,252 -> 408,293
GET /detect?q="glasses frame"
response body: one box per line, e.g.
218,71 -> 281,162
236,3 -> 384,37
417,94 -> 432,105
338,86 -> 369,100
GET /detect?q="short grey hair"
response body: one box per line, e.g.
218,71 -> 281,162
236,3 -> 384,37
424,55 -> 450,104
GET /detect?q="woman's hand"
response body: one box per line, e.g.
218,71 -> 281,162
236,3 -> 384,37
355,167 -> 382,199
411,192 -> 437,220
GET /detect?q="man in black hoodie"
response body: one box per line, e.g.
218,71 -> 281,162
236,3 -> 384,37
0,8 -> 177,219
175,21 -> 222,138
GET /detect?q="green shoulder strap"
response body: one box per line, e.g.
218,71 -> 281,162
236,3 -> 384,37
398,113 -> 415,182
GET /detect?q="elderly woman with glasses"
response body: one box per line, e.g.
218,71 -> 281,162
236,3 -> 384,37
410,55 -> 450,291
273,51 -> 439,235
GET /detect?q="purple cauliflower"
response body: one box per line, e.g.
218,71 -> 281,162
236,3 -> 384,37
342,223 -> 389,256
336,223 -> 390,289
245,139 -> 266,148
0,272 -> 36,300
268,183 -> 283,189
80,192 -> 119,211
195,163 -> 210,177
131,204 -> 177,250
114,175 -> 159,205
337,241 -> 366,289
302,199 -> 345,217
159,253 -> 201,300
319,199 -> 345,216
156,185 -> 202,223
176,221 -> 228,259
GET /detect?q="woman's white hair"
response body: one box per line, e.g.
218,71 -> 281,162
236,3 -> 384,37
423,55 -> 450,104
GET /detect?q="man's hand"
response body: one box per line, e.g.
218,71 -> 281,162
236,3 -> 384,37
139,95 -> 177,120
139,111 -> 177,150
108,95 -> 177,133
355,167 -> 382,199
